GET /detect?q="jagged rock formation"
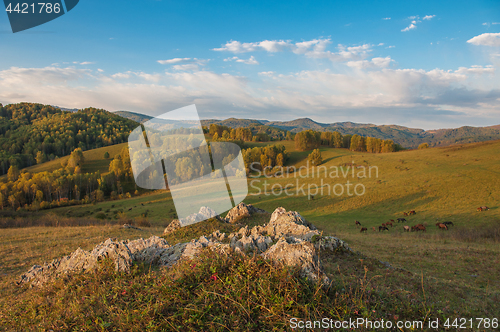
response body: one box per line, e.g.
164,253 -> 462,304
18,207 -> 350,287
163,219 -> 181,235
225,202 -> 267,223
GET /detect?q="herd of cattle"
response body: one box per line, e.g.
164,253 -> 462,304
356,206 -> 489,234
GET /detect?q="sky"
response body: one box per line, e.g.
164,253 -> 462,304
0,0 -> 499,129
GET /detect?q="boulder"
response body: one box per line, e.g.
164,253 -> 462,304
261,237 -> 328,284
263,207 -> 319,240
163,219 -> 181,235
225,202 -> 267,223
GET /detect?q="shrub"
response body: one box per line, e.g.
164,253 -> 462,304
135,216 -> 151,228
418,143 -> 429,149
95,212 -> 107,219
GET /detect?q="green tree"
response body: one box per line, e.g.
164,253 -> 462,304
35,151 -> 47,164
104,151 -> 110,159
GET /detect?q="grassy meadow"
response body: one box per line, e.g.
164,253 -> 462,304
0,139 -> 499,330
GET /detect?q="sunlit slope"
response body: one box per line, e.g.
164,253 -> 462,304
13,143 -> 127,175
244,140 -> 500,232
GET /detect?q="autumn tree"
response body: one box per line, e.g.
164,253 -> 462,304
308,149 -> 323,166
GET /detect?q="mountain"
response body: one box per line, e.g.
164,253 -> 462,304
113,112 -> 500,149
114,111 -> 153,124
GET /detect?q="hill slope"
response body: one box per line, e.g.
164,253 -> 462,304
0,103 -> 139,174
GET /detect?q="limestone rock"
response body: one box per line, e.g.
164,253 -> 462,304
263,207 -> 319,240
163,219 -> 181,235
261,237 -> 328,284
225,202 -> 267,223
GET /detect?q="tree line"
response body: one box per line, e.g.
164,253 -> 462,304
294,130 -> 403,153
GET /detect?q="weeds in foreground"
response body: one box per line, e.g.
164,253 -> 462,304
4,247 -> 492,331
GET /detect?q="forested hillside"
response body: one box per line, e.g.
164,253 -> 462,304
0,103 -> 139,174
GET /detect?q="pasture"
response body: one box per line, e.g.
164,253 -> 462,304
1,139 -> 499,328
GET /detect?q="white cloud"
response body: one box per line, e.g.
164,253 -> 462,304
386,45 -> 396,49
213,38 -> 374,63
347,56 -> 394,69
401,15 -> 434,32
73,61 -> 95,65
467,33 -> 500,46
402,23 -> 417,32
224,56 -> 259,65
482,22 -> 489,26
97,69 -> 104,72
172,64 -> 200,71
455,65 -> 495,75
157,58 -> 209,71
493,22 -> 500,25
258,71 -> 275,77
382,17 -> 391,20
157,58 -> 192,64
0,63 -> 497,129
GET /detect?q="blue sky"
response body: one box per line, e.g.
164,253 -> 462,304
0,0 -> 499,129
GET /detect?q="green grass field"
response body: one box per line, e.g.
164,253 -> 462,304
1,139 -> 499,330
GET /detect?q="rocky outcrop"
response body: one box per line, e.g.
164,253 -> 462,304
18,207 -> 349,287
262,237 -> 328,284
163,219 -> 181,235
225,202 -> 267,223
179,206 -> 222,226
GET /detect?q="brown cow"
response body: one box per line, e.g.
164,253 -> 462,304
409,210 -> 416,215
355,220 -> 362,226
477,206 -> 490,212
372,227 -> 376,232
403,225 -> 410,232
436,223 -> 448,230
379,226 -> 389,232
443,221 -> 454,227
386,222 -> 393,228
403,212 -> 408,216
390,219 -> 395,223
360,227 -> 368,233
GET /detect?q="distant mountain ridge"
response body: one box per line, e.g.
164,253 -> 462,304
113,110 -> 500,148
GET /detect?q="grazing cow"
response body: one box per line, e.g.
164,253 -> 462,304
390,219 -> 395,223
381,223 -> 386,227
436,223 -> 448,230
372,227 -> 376,232
411,226 -> 417,232
409,210 -> 416,215
403,212 -> 408,216
360,227 -> 368,233
403,225 -> 410,232
386,222 -> 393,228
397,218 -> 406,223
355,220 -> 362,226
379,226 -> 389,232
477,206 -> 490,212
443,221 -> 454,227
